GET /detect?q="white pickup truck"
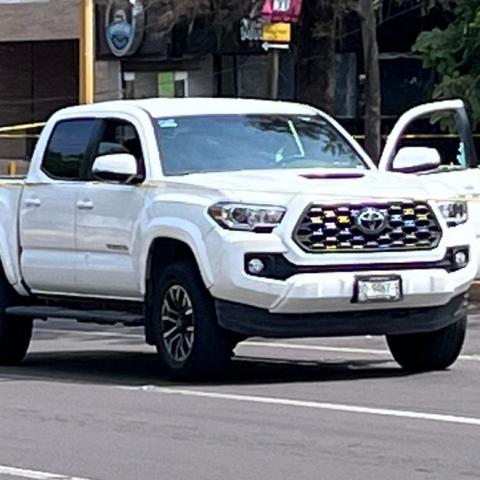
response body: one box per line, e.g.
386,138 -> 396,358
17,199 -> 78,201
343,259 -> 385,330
0,98 -> 476,377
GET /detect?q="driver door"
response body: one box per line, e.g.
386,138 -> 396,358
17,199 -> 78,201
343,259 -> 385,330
378,99 -> 480,276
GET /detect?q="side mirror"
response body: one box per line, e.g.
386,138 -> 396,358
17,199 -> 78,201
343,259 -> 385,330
92,153 -> 138,183
392,147 -> 441,173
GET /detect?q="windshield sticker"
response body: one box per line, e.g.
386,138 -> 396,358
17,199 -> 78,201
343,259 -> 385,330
457,141 -> 466,168
159,119 -> 178,128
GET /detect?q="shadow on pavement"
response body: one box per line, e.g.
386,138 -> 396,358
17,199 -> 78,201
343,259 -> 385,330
0,348 -> 410,388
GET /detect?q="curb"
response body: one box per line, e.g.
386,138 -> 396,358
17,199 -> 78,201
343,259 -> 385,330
470,284 -> 480,303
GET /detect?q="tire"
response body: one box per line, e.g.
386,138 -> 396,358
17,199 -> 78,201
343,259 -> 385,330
149,261 -> 234,378
0,273 -> 32,366
386,315 -> 466,372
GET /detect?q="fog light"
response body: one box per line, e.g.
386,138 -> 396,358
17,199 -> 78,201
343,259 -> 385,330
248,258 -> 265,275
454,250 -> 468,269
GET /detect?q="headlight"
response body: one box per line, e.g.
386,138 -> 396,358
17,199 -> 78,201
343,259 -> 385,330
208,203 -> 286,232
437,201 -> 468,227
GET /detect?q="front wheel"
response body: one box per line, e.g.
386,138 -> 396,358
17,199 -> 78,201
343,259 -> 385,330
150,261 -> 234,378
386,315 -> 466,372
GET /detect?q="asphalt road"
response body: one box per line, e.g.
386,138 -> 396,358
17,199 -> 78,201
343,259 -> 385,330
1,309 -> 480,480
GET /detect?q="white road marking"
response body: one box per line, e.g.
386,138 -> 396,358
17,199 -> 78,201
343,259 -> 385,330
35,328 -> 143,339
461,354 -> 480,361
35,328 -> 480,361
241,341 -> 480,362
242,341 -> 388,355
0,465 -> 92,480
121,386 -> 480,428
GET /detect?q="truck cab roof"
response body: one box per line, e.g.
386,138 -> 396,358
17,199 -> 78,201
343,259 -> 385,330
57,97 -> 319,119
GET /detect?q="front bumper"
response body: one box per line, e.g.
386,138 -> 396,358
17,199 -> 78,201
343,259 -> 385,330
216,294 -> 467,338
213,265 -> 473,314
206,223 -> 477,314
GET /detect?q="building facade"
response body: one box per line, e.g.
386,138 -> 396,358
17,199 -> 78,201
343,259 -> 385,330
0,0 -> 293,164
0,0 -> 121,163
0,0 -> 470,166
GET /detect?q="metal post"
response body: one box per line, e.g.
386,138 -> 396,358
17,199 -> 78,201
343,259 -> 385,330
79,0 -> 95,104
270,49 -> 280,100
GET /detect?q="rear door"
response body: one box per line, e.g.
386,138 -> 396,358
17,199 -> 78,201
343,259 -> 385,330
19,118 -> 98,293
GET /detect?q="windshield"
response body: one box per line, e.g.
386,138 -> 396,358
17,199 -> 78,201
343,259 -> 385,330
155,114 -> 367,175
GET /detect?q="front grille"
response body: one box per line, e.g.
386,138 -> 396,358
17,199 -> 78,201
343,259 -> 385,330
293,202 -> 442,253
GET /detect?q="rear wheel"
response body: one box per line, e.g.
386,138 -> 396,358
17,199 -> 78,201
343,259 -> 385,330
386,315 -> 466,372
0,274 -> 32,365
150,261 -> 234,378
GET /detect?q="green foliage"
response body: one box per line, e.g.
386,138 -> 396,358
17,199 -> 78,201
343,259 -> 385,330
413,0 -> 480,129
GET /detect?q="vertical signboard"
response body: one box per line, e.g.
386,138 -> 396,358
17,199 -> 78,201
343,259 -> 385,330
261,0 -> 303,23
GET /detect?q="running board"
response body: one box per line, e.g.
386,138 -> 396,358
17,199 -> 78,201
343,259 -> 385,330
5,306 -> 144,326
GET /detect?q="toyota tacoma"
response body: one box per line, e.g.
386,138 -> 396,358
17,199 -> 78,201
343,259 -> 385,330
0,97 -> 475,377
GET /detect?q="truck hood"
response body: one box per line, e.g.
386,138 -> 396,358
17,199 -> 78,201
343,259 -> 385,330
170,168 -> 453,204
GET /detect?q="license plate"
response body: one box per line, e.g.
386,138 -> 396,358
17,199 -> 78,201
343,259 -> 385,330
355,276 -> 402,303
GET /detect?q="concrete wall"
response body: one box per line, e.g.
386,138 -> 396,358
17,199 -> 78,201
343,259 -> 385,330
133,72 -> 158,99
95,61 -> 122,101
0,0 -> 80,42
188,55 -> 214,97
237,55 -> 271,99
0,1 -> 123,165
0,0 -> 121,103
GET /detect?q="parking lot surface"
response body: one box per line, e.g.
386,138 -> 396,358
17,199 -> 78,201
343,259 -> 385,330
1,309 -> 480,480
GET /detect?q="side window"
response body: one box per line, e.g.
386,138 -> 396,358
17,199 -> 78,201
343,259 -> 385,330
94,119 -> 145,178
42,119 -> 96,180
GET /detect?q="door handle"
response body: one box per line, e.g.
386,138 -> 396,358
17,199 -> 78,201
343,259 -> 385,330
77,200 -> 94,210
24,198 -> 41,207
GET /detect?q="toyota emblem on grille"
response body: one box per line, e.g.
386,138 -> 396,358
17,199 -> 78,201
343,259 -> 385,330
356,208 -> 387,234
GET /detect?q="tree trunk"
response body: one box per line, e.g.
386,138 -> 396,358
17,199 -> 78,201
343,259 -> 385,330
359,0 -> 381,163
297,0 -> 336,114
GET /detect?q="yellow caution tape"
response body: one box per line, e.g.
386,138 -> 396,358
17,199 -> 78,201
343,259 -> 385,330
0,122 -> 477,139
354,133 -> 480,140
0,122 -> 45,133
0,134 -> 41,139
0,125 -> 477,203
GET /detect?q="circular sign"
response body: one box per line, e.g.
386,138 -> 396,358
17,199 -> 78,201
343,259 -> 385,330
105,0 -> 145,57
